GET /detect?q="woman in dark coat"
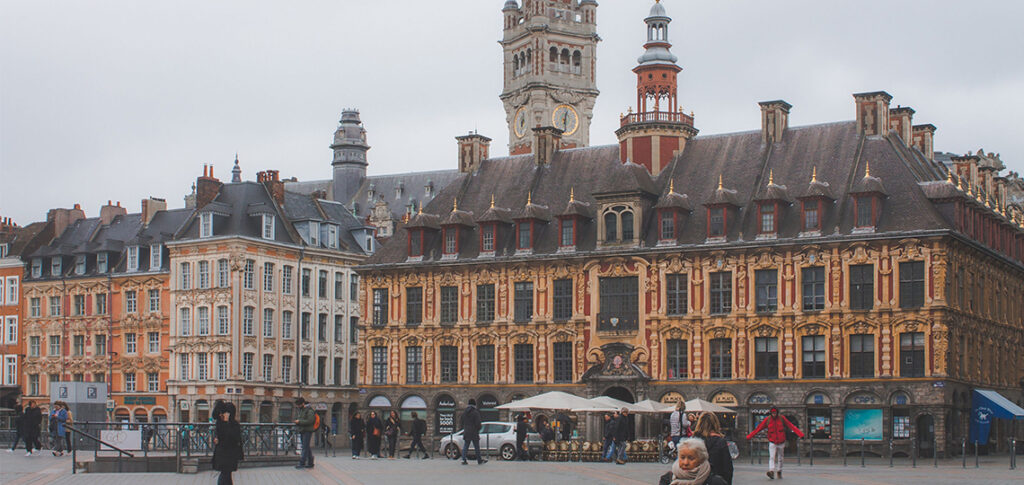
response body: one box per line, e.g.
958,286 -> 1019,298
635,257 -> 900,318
349,411 -> 365,458
384,410 -> 401,459
212,402 -> 243,485
692,413 -> 733,485
365,411 -> 384,459
22,401 -> 42,455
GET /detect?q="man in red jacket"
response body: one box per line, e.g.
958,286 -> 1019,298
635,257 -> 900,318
745,407 -> 804,480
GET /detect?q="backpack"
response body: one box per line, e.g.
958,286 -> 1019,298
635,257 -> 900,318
313,413 -> 321,431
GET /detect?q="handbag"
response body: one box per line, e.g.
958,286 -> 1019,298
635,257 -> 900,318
373,427 -> 381,437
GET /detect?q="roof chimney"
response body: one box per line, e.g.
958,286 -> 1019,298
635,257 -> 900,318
259,170 -> 285,205
196,164 -> 223,209
758,100 -> 792,144
889,106 -> 915,146
141,197 -> 167,225
47,205 -> 87,238
456,132 -> 492,174
99,200 -> 128,225
853,91 -> 892,136
532,126 -> 562,166
911,124 -> 936,161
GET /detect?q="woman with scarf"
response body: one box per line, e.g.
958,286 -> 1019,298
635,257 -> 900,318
384,410 -> 402,458
365,411 -> 384,459
658,438 -> 727,485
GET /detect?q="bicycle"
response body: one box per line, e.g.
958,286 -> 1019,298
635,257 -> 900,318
658,434 -> 676,464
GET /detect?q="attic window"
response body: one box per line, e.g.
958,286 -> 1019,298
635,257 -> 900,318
443,227 -> 458,255
74,255 -> 86,275
708,207 -> 725,238
127,246 -> 139,272
602,205 -> 635,243
262,214 -> 275,240
150,244 -> 163,270
309,222 -> 320,246
32,258 -> 42,278
855,197 -> 876,228
327,225 -> 338,249
659,211 -> 676,240
0,244 -> 7,258
480,224 -> 495,252
200,213 -> 213,238
759,203 -> 777,234
425,184 -> 434,198
560,219 -> 575,247
97,253 -> 108,273
517,221 -> 532,250
51,257 -> 62,276
409,230 -> 423,257
395,184 -> 404,199
802,200 -> 821,232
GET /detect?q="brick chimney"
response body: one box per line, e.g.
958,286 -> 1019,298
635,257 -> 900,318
532,126 -> 563,166
196,164 -> 223,209
99,200 -> 128,225
758,100 -> 792,144
47,204 -> 87,238
853,91 -> 892,136
456,132 -> 492,174
889,106 -> 914,146
911,124 -> 936,161
257,170 -> 285,205
141,197 -> 167,225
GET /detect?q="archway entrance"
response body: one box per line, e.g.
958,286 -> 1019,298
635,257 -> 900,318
917,414 -> 935,458
604,387 -> 636,441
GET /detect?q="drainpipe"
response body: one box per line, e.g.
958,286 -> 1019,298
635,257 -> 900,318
296,247 -> 305,399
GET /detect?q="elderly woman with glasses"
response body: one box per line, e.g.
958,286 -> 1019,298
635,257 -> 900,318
658,438 -> 728,485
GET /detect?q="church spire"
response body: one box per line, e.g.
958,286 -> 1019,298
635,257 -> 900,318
231,154 -> 241,183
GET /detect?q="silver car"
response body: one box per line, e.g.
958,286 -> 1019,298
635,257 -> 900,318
438,421 -> 543,461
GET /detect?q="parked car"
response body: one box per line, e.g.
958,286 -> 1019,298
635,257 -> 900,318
438,421 -> 543,460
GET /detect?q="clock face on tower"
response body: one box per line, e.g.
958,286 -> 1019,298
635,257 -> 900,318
552,104 -> 580,136
513,107 -> 528,138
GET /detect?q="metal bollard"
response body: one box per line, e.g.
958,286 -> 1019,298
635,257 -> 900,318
750,441 -> 755,465
934,435 -> 938,468
889,439 -> 894,467
843,440 -> 848,467
974,441 -> 979,468
912,439 -> 917,468
797,439 -> 801,466
758,441 -> 763,465
1010,438 -> 1016,470
860,438 -> 866,467
809,438 -> 814,467
962,439 -> 967,469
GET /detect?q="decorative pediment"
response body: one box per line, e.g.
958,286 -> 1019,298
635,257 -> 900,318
895,238 -> 924,260
892,318 -> 930,333
581,343 -> 651,382
705,326 -> 733,339
751,324 -> 779,338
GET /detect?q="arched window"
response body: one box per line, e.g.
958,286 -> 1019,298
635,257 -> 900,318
572,51 -> 582,74
621,211 -> 634,241
526,48 -> 532,66
560,49 -> 570,65
604,212 -> 617,241
513,55 -> 520,73
549,47 -> 558,62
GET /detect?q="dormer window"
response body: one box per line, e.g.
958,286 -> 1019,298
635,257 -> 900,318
855,197 -> 875,228
443,227 -> 458,254
517,221 -> 532,250
602,205 -> 635,243
481,225 -> 495,252
395,184 -> 404,199
0,243 -> 7,258
660,211 -> 675,240
97,253 -> 107,273
327,225 -> 338,249
309,222 -> 320,246
708,207 -> 725,238
127,246 -> 139,272
200,213 -> 213,238
560,219 -> 575,247
425,184 -> 434,198
51,257 -> 62,276
150,244 -> 162,270
802,200 -> 821,232
74,255 -> 86,275
32,258 -> 42,278
409,230 -> 423,257
262,214 -> 275,239
759,203 -> 777,234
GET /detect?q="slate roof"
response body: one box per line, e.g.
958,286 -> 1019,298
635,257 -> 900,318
0,221 -> 50,259
365,120 -> 972,267
285,169 -> 462,222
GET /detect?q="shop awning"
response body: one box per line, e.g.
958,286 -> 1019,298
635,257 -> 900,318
973,390 -> 1024,420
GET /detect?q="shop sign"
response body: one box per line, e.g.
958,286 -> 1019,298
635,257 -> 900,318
479,397 -> 499,409
710,391 -> 738,407
660,392 -> 684,405
124,396 -> 156,405
843,408 -> 883,441
437,398 -> 456,409
315,403 -> 328,411
747,393 -> 771,405
846,392 -> 881,405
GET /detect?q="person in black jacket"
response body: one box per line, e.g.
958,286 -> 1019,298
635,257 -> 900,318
349,411 -> 365,459
514,413 -> 530,461
22,401 -> 42,455
404,411 -> 429,459
693,413 -> 733,485
459,399 -> 486,465
212,402 -> 243,485
601,413 -> 618,462
8,404 -> 24,452
614,407 -> 631,465
384,410 -> 401,459
366,411 -> 383,459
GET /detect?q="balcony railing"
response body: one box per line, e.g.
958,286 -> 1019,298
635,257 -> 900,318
620,111 -> 694,127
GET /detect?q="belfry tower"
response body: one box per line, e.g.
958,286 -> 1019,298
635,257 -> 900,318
500,0 -> 600,155
331,109 -> 370,205
615,0 -> 697,176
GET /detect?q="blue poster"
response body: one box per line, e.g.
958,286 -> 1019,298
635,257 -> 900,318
843,409 -> 883,441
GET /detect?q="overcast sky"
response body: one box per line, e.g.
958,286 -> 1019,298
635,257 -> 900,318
2,0 -> 1023,224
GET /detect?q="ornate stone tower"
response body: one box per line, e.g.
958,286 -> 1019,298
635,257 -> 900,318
331,109 -> 370,204
500,0 -> 600,155
615,0 -> 697,176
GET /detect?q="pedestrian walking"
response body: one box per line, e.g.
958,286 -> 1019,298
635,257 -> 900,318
514,413 -> 530,461
693,413 -> 733,485
744,407 -> 804,480
212,402 -> 243,485
384,410 -> 401,458
349,411 -> 365,459
614,407 -> 631,465
22,401 -> 42,456
7,404 -> 25,453
602,412 -> 618,462
404,411 -> 429,459
459,398 -> 486,465
49,402 -> 68,456
294,398 -> 317,469
669,402 -> 691,445
658,438 -> 728,485
64,405 -> 74,452
366,411 -> 383,459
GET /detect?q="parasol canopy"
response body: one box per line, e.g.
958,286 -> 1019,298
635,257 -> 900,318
631,399 -> 676,414
683,398 -> 737,414
496,391 -> 617,412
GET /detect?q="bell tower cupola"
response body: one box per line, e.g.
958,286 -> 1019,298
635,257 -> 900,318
615,0 -> 697,176
331,109 -> 370,205
500,0 -> 601,155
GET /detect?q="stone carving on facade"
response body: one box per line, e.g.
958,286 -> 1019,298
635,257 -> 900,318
931,321 -> 949,377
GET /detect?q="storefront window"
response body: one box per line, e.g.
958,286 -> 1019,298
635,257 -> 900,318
478,394 -> 499,423
807,408 -> 831,439
892,410 -> 911,439
400,395 -> 427,432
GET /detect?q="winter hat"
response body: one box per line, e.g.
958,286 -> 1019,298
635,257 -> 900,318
770,406 -> 779,413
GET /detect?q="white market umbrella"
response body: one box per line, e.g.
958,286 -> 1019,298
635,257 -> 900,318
497,391 -> 611,412
632,399 -> 676,414
577,396 -> 634,413
683,398 -> 737,414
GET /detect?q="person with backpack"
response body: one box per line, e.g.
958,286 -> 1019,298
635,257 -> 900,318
7,404 -> 24,453
745,407 -> 804,480
404,411 -> 429,459
459,399 -> 485,465
669,402 -> 691,445
294,398 -> 317,469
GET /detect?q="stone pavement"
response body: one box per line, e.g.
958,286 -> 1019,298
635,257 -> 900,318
3,451 -> 1022,485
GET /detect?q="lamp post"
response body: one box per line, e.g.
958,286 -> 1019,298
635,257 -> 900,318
108,351 -> 118,420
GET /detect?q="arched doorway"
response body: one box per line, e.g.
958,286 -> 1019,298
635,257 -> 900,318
604,387 -> 635,441
917,414 -> 935,458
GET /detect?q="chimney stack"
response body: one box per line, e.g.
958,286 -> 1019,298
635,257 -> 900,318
47,205 -> 87,238
141,197 -> 167,225
532,126 -> 563,166
758,100 -> 792,144
911,124 -> 936,161
258,170 -> 285,205
456,132 -> 492,174
853,91 -> 893,136
196,164 -> 223,209
889,106 -> 915,146
99,200 -> 128,225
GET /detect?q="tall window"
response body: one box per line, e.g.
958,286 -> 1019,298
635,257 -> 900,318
709,338 -> 732,379
318,270 -> 328,298
217,259 -> 229,288
279,355 -> 290,383
855,197 -> 874,227
802,267 -> 826,311
198,260 -> 210,289
94,335 -> 106,356
709,272 -> 732,315
125,373 -> 136,392
372,346 -> 387,384
242,260 -> 255,290
30,336 -> 41,357
301,269 -> 311,296
899,332 -> 925,377
802,200 -> 820,231
708,207 -> 725,237
147,372 -> 159,392
317,313 -> 328,342
263,354 -> 274,381
49,335 -> 61,356
754,337 -> 779,379
282,265 -> 293,294
552,342 -> 572,383
476,284 -> 495,323
73,295 -> 85,315
281,310 -> 292,339
242,353 -> 254,381
899,261 -> 925,309
300,312 -> 311,340
517,221 -> 532,250
263,263 -> 275,292
197,353 -> 208,381
440,286 -> 458,324
197,307 -> 209,336
406,287 -> 423,325
334,315 -> 344,343
31,297 -> 42,317
406,346 -> 423,384
443,228 -> 457,254
552,279 -> 573,321
755,269 -> 778,313
125,290 -> 137,314
666,274 -> 688,316
514,343 -> 534,383
560,219 -> 574,247
179,308 -> 191,336
514,282 -> 533,322
476,345 -> 494,384
759,203 -> 776,234
372,289 -> 388,326
849,334 -> 875,378
49,296 -> 61,316
660,211 -> 676,240
147,332 -> 160,353
148,289 -> 160,313
598,276 -> 639,331
263,308 -> 274,338
666,339 -> 688,379
125,333 -> 137,354
242,306 -> 254,336
440,345 -> 458,383
335,273 -> 344,300
73,335 -> 85,356
849,264 -> 874,310
802,335 -> 826,378
179,262 -> 191,290
217,306 -> 229,335
481,225 -> 495,252
350,274 -> 358,300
